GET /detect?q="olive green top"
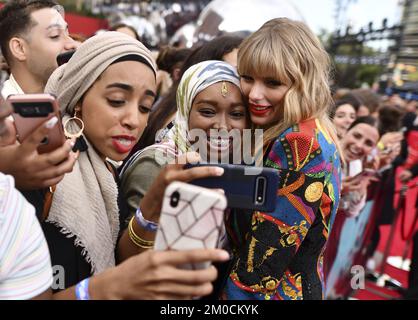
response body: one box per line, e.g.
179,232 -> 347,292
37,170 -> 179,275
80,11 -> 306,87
119,148 -> 170,218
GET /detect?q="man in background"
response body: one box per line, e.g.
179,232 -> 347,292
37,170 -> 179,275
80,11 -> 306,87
0,0 -> 77,97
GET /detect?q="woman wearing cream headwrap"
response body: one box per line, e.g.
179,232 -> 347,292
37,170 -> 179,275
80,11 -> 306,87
39,31 -> 157,285
22,32 -> 229,299
120,60 -> 249,219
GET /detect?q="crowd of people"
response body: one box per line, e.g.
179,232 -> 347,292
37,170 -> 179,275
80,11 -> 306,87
0,0 -> 417,301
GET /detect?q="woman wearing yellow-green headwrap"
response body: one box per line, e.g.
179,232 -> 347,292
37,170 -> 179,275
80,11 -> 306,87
120,60 -> 250,219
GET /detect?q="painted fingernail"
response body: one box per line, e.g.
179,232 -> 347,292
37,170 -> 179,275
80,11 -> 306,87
45,116 -> 58,129
218,250 -> 230,260
214,167 -> 224,176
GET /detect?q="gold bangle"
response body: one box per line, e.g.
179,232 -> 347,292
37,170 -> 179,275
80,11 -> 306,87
128,217 -> 154,249
129,217 -> 154,246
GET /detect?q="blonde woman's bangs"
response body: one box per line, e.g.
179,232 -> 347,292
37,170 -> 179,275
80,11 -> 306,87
238,34 -> 289,85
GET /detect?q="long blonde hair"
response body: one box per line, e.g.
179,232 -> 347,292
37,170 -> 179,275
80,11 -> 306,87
238,18 -> 342,160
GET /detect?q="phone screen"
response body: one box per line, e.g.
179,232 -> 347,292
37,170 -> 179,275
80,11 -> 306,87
57,50 -> 75,66
9,94 -> 65,153
186,163 -> 279,212
353,169 -> 380,179
12,101 -> 54,117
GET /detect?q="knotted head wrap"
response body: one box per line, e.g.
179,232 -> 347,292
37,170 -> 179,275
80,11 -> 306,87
45,31 -> 157,115
169,60 -> 241,153
43,32 -> 157,274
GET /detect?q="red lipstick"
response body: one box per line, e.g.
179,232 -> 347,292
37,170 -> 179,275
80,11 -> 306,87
249,103 -> 272,117
111,135 -> 136,154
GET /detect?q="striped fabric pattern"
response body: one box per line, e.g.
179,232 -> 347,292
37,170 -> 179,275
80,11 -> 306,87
0,173 -> 52,300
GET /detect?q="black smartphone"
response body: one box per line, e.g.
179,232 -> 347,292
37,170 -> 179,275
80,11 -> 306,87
56,50 -> 76,66
185,163 -> 280,212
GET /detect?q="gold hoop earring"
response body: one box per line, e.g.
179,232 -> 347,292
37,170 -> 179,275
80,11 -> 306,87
63,113 -> 84,139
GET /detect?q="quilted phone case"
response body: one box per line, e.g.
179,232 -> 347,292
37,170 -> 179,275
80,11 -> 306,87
154,181 -> 227,270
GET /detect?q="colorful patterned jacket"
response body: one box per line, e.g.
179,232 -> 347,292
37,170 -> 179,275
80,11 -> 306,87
224,119 -> 341,300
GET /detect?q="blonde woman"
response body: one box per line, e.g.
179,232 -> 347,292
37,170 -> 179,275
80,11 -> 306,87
223,18 -> 342,300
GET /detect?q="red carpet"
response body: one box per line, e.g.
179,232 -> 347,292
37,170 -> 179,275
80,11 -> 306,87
353,173 -> 418,300
353,264 -> 408,300
377,172 -> 418,257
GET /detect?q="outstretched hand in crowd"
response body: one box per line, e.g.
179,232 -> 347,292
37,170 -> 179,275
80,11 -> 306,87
0,96 -> 78,190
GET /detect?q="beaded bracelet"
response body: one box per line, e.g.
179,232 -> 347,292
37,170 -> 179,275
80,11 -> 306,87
128,217 -> 154,249
75,278 -> 90,300
135,207 -> 159,232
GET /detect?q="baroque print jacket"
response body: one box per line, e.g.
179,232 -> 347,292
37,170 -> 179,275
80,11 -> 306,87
224,118 -> 341,300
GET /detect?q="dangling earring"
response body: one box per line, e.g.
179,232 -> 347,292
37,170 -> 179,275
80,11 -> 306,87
63,109 -> 84,139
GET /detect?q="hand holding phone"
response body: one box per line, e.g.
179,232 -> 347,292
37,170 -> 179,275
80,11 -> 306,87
154,181 -> 227,270
0,118 -> 77,190
342,168 -> 380,195
8,93 -> 65,154
186,163 -> 279,212
352,168 -> 381,180
139,153 -> 225,224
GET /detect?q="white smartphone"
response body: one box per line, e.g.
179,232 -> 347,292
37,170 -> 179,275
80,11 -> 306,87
348,159 -> 363,177
154,181 -> 227,270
